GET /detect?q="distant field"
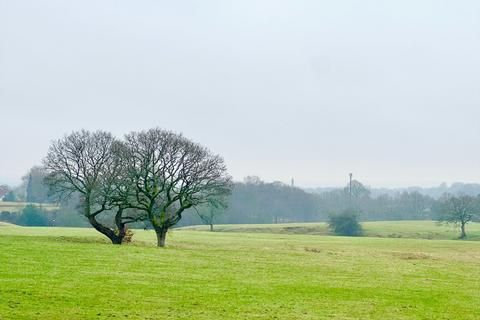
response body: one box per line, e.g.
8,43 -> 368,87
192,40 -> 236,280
0,223 -> 479,319
0,201 -> 59,213
0,222 -> 15,227
182,220 -> 480,241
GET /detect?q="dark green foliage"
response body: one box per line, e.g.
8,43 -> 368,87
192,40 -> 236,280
3,191 -> 17,202
0,211 -> 18,224
19,205 -> 48,226
328,209 -> 363,236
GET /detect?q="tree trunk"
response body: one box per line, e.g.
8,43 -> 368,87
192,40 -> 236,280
210,223 -> 213,232
155,228 -> 168,247
460,222 -> 467,239
114,208 -> 127,244
83,194 -> 123,244
87,215 -> 122,244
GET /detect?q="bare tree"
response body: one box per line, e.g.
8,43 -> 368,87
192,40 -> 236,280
196,196 -> 229,231
343,180 -> 370,200
438,194 -> 479,239
43,130 -> 129,244
122,128 -> 232,247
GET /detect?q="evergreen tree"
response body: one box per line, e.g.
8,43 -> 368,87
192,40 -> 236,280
26,174 -> 34,202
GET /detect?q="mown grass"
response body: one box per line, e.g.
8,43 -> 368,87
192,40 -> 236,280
0,202 -> 59,213
183,220 -> 480,240
1,223 -> 479,319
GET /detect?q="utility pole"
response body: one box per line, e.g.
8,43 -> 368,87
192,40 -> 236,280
291,178 -> 294,187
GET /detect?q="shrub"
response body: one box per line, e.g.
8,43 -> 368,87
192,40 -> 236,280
114,228 -> 134,244
122,229 -> 134,244
19,205 -> 48,226
328,209 -> 363,236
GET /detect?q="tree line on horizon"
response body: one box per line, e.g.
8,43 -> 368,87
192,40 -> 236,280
2,151 -> 480,240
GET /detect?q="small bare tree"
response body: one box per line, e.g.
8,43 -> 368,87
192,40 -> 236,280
196,196 -> 229,231
438,194 -> 479,239
122,128 -> 232,247
43,130 -> 129,244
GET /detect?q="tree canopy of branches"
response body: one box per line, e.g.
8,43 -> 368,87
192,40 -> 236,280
438,194 -> 479,239
43,130 -> 129,244
120,128 -> 232,247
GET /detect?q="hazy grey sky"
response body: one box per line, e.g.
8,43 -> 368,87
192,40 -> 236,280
1,0 -> 480,188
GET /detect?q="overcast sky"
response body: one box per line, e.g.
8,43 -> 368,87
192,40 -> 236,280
1,0 -> 480,188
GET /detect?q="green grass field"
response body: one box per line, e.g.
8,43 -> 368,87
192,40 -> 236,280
183,220 -> 480,241
1,222 -> 479,319
0,202 -> 59,213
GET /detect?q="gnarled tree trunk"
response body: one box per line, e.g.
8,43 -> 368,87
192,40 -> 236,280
83,195 -> 126,244
155,227 -> 168,247
114,207 -> 129,244
87,215 -> 123,244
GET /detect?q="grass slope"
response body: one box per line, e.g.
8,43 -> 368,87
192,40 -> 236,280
182,220 -> 480,240
1,225 -> 479,319
0,222 -> 16,227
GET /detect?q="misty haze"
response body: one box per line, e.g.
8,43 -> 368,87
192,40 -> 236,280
0,1 -> 479,320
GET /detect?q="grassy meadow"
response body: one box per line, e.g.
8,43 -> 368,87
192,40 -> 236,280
1,222 -> 479,319
183,220 -> 480,241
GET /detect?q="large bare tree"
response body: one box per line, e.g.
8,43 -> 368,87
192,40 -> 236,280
122,128 -> 232,247
43,130 -> 130,244
438,194 -> 479,239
